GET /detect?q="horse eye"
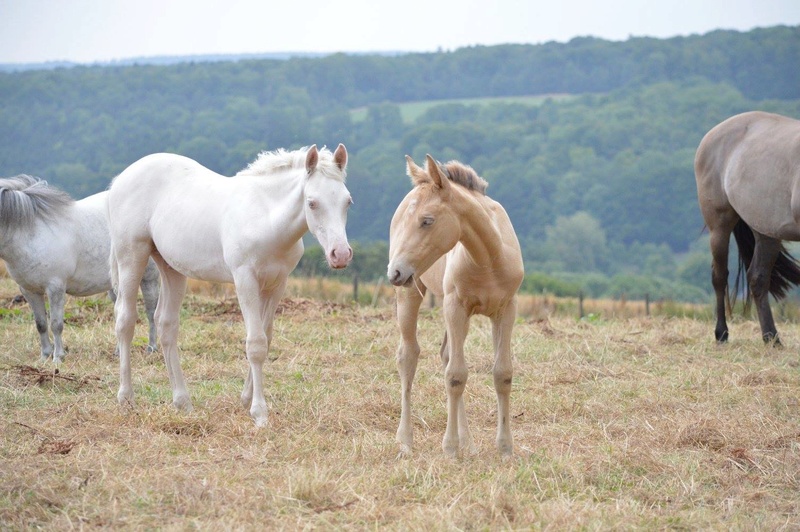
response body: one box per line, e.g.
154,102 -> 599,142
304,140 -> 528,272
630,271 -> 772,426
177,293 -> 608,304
307,199 -> 318,210
421,217 -> 434,227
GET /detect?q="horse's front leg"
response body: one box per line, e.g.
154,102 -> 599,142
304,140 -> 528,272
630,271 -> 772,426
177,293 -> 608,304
20,288 -> 53,363
45,284 -> 67,364
240,279 -> 286,414
234,269 -> 274,427
395,284 -> 425,456
442,293 -> 472,458
491,297 -> 517,458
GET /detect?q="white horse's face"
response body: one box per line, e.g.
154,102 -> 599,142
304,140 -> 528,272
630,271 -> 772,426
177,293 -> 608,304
304,176 -> 353,269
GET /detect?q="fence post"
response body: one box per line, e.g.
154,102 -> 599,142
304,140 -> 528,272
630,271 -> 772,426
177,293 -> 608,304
353,275 -> 359,302
579,291 -> 584,319
645,293 -> 650,316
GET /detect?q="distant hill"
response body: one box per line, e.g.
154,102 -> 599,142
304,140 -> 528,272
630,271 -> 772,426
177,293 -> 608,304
1,25 -> 799,299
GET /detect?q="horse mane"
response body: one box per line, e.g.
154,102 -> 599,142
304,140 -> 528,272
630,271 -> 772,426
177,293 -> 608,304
441,161 -> 488,195
236,146 -> 346,181
0,175 -> 74,234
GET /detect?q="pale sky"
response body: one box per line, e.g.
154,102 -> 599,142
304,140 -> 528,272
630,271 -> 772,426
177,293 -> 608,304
0,0 -> 798,64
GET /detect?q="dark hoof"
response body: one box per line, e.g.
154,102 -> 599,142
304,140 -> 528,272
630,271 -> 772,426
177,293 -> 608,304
762,333 -> 782,347
715,329 -> 729,343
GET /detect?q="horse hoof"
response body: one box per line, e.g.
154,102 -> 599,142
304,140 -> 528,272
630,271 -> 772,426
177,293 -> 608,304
715,330 -> 729,343
396,444 -> 413,459
117,391 -> 135,407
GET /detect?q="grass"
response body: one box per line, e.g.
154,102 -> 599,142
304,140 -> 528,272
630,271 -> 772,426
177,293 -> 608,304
1,272 -> 799,529
350,94 -> 575,124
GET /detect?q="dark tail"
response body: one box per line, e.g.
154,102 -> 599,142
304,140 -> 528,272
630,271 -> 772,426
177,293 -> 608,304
732,219 -> 800,307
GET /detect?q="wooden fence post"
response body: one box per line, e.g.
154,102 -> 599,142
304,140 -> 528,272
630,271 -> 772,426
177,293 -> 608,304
353,275 -> 359,302
579,291 -> 584,319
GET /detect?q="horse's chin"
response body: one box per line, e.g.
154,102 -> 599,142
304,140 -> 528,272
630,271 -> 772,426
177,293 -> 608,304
390,274 -> 414,288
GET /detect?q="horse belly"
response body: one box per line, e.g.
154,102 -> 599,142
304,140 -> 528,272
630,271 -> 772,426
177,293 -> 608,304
153,235 -> 232,283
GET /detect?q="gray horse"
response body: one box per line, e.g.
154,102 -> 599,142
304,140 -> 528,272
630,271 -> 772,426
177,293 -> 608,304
0,175 -> 159,363
695,111 -> 800,344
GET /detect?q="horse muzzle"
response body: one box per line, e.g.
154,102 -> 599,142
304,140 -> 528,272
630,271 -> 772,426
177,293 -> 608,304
388,261 -> 415,287
326,244 -> 353,269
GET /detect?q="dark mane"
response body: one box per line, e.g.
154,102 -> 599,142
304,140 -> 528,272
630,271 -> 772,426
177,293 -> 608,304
442,161 -> 488,195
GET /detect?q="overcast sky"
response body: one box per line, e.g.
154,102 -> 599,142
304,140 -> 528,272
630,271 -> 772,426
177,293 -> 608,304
0,0 -> 798,64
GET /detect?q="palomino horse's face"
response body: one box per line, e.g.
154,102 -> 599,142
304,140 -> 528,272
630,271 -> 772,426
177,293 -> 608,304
304,144 -> 353,269
388,155 -> 460,286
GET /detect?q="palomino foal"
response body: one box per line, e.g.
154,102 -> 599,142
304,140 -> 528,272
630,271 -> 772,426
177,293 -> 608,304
387,155 -> 524,457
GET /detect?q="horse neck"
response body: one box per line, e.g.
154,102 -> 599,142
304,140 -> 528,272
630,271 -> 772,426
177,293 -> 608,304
450,187 -> 504,267
239,169 -> 309,243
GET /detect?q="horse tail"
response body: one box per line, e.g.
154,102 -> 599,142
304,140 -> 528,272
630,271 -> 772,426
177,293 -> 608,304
0,175 -> 74,233
732,219 -> 800,305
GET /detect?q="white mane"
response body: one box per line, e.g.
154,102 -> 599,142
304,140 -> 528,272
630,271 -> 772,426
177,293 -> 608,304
237,146 -> 346,181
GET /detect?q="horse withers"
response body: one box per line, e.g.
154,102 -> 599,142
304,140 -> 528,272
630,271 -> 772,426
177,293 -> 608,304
695,111 -> 800,344
0,175 -> 159,363
108,145 -> 352,427
387,155 -> 524,458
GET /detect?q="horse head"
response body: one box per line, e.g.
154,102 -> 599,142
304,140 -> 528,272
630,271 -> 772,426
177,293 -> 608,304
387,154 -> 461,286
303,144 -> 353,269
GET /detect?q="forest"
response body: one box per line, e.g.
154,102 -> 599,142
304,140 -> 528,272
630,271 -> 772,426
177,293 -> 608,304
1,25 -> 799,302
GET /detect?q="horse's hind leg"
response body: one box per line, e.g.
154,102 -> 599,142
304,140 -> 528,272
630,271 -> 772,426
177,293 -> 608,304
709,224 -> 735,342
395,283 -> 426,456
45,284 -> 67,363
491,297 -> 517,458
21,288 -> 53,362
140,258 -> 160,353
151,256 -> 191,411
749,232 -> 782,344
114,248 -> 150,406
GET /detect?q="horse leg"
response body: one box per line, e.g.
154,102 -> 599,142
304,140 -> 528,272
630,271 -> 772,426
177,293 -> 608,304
140,259 -> 160,353
45,284 -> 67,364
151,257 -> 191,411
491,297 -> 517,457
709,226 -> 733,342
21,288 -> 53,362
114,249 -> 150,407
233,269 -> 271,427
395,283 -> 425,456
240,279 -> 287,411
749,232 -> 782,344
442,293 -> 472,458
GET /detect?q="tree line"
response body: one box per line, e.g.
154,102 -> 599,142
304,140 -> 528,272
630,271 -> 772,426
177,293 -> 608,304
1,25 -> 799,302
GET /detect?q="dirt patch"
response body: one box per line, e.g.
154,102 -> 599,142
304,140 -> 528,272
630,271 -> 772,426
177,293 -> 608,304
6,365 -> 101,389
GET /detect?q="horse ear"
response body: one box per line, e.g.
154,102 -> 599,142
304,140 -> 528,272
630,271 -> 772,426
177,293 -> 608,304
333,143 -> 348,170
425,154 -> 450,193
405,155 -> 426,185
305,145 -> 319,175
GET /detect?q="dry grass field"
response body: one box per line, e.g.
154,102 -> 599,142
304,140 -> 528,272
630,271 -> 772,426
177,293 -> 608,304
1,271 -> 799,529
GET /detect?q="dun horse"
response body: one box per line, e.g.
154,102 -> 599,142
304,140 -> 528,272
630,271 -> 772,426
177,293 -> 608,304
108,145 -> 352,426
0,175 -> 159,363
387,155 -> 524,457
695,111 -> 800,343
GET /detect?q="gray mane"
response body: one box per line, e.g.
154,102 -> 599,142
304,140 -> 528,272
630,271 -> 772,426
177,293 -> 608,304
0,175 -> 75,233
443,161 -> 488,195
